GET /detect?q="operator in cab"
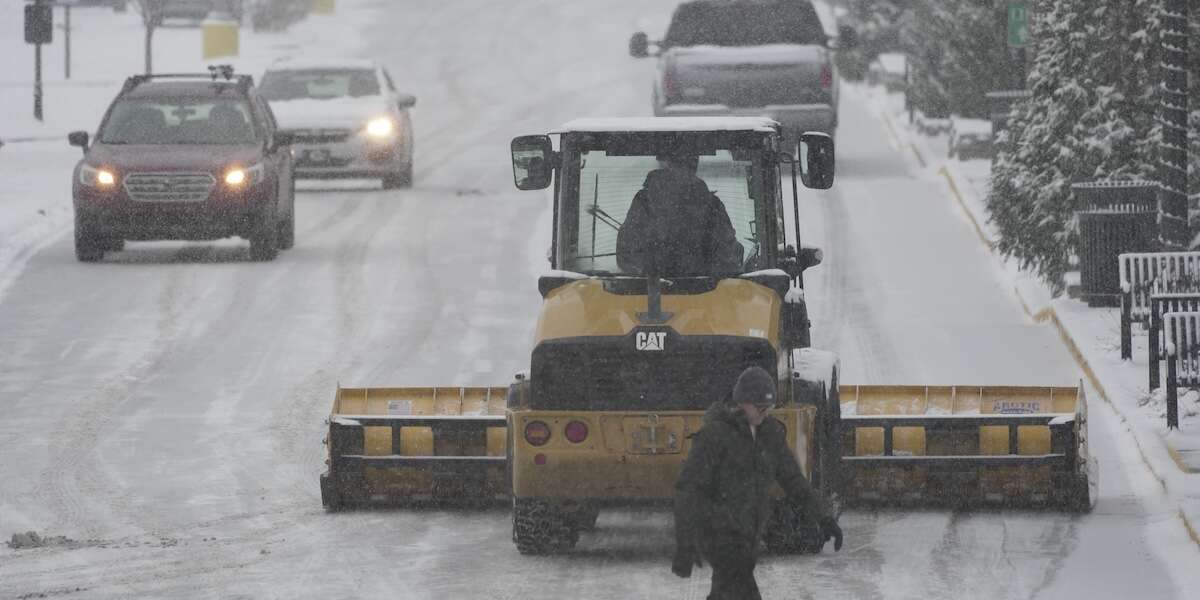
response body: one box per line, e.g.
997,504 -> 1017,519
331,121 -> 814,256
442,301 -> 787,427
615,151 -> 743,276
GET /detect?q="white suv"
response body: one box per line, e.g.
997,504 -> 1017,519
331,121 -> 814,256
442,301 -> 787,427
260,58 -> 416,188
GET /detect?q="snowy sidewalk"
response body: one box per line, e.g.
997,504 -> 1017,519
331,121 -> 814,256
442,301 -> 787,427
852,82 -> 1200,547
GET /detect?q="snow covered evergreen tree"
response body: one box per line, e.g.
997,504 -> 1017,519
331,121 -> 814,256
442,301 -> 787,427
904,0 -> 1016,118
834,0 -> 911,81
987,0 -> 1164,288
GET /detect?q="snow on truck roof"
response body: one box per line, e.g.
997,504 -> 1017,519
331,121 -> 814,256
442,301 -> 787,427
552,117 -> 779,134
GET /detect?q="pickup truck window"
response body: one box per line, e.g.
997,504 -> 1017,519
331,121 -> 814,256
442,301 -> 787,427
664,1 -> 826,48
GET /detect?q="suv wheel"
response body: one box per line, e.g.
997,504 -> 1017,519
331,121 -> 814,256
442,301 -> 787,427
382,157 -> 413,190
277,179 -> 296,250
75,221 -> 107,262
249,203 -> 280,261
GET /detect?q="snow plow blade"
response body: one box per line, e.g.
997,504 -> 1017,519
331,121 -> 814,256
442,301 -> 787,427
320,386 -> 509,510
838,385 -> 1096,511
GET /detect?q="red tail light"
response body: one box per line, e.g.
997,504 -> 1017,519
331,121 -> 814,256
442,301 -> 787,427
663,61 -> 680,99
820,63 -> 833,91
524,421 -> 551,446
564,421 -> 589,444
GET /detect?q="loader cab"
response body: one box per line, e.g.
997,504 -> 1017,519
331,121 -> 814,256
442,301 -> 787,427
510,117 -> 834,292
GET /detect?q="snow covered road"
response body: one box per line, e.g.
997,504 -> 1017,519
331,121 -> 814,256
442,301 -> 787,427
1,1 -> 1197,598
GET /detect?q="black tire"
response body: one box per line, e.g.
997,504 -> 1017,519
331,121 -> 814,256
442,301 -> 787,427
512,498 -> 579,555
320,472 -> 343,512
249,203 -> 279,261
106,238 -> 125,252
763,497 -> 826,554
569,506 -> 600,532
74,222 -> 106,262
277,176 -> 296,250
382,159 -> 413,189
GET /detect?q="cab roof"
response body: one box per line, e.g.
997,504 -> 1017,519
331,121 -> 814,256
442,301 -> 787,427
551,117 -> 780,134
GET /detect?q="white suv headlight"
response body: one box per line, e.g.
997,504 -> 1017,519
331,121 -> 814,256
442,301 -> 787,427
79,164 -> 118,187
365,117 -> 395,138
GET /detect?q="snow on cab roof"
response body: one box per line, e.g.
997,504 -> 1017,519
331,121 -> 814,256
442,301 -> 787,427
552,117 -> 779,134
267,57 -> 377,71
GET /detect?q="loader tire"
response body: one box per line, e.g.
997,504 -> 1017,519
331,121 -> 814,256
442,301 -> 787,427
763,498 -> 825,554
512,498 -> 579,555
569,506 -> 600,532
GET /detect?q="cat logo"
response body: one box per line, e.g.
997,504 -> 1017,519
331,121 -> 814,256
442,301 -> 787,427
635,331 -> 667,351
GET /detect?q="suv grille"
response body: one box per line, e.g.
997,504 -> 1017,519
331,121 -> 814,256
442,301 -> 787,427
292,128 -> 353,144
124,173 -> 215,202
531,336 -> 776,411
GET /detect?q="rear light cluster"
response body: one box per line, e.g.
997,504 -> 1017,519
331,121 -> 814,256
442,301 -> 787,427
819,63 -> 833,91
662,61 -> 680,100
523,419 -> 590,446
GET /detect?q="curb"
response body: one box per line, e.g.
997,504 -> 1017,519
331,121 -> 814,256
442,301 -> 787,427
936,164 -> 1200,548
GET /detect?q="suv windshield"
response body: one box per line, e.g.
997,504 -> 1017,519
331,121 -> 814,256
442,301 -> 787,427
664,1 -> 826,47
560,134 -> 773,277
258,69 -> 381,101
99,98 -> 258,145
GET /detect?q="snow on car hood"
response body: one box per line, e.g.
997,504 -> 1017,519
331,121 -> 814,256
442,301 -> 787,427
267,96 -> 393,130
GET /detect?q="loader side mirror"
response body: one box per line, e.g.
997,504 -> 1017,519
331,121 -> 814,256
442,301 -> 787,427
797,132 -> 834,190
395,93 -> 417,109
629,32 -> 650,58
512,135 -> 554,191
68,131 -> 89,152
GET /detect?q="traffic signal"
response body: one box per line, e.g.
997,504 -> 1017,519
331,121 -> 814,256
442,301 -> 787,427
25,3 -> 53,45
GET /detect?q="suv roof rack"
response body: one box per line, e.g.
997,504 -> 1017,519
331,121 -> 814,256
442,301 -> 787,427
119,64 -> 254,96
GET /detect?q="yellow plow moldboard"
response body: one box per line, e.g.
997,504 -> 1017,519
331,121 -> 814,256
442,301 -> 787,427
836,384 -> 1095,511
320,386 -> 509,509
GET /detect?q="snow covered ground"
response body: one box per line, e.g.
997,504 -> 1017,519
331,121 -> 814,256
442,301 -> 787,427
2,2 -> 1199,598
856,81 -> 1200,560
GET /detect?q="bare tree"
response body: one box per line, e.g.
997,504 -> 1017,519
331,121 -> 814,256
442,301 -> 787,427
132,0 -> 164,74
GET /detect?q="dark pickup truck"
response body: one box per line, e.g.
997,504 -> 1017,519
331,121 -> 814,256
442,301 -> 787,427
631,0 -> 852,143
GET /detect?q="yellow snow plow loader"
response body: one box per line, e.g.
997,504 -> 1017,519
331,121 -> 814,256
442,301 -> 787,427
319,117 -> 1095,554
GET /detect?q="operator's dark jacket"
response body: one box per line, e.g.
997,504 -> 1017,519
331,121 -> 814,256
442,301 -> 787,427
674,401 -> 831,561
616,168 -> 743,275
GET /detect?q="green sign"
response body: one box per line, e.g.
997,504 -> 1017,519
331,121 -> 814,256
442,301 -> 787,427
1008,2 -> 1029,48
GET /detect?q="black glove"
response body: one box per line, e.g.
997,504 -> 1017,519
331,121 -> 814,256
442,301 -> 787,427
819,516 -> 843,552
671,546 -> 703,578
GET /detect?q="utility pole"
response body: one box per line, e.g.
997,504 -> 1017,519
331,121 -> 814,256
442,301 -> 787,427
1160,0 -> 1189,428
63,3 -> 71,80
25,0 -> 53,122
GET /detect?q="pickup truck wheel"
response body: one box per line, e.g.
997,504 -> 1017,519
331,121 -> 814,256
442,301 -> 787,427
74,222 -> 106,262
249,203 -> 280,261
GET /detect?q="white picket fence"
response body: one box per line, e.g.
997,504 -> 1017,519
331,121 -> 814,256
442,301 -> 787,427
1163,311 -> 1200,428
1118,251 -> 1200,359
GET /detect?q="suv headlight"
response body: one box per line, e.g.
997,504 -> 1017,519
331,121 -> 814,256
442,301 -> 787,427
365,117 -> 395,138
224,162 -> 265,186
79,164 -> 118,188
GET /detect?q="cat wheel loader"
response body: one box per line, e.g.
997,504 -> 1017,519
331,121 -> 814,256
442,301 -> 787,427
320,117 -> 1096,555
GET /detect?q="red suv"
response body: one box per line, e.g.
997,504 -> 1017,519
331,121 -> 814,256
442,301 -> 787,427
68,68 -> 295,261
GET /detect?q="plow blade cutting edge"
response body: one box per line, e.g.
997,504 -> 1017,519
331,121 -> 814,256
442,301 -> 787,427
320,386 -> 509,509
837,384 -> 1097,511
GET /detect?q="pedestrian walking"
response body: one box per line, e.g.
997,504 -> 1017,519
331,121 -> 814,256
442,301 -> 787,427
672,366 -> 843,599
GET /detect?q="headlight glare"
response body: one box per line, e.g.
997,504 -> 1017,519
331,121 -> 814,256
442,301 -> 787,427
365,117 -> 394,138
223,163 -> 264,187
80,164 -> 117,187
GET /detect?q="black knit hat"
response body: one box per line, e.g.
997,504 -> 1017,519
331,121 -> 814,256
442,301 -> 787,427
731,366 -> 777,408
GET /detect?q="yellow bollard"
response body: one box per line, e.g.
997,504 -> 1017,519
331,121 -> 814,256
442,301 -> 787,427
311,0 -> 336,15
202,18 -> 239,60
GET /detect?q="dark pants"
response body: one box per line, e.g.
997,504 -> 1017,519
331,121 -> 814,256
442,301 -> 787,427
705,540 -> 761,600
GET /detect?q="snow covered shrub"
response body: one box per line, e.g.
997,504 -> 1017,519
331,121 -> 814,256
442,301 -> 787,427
987,0 -> 1164,290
